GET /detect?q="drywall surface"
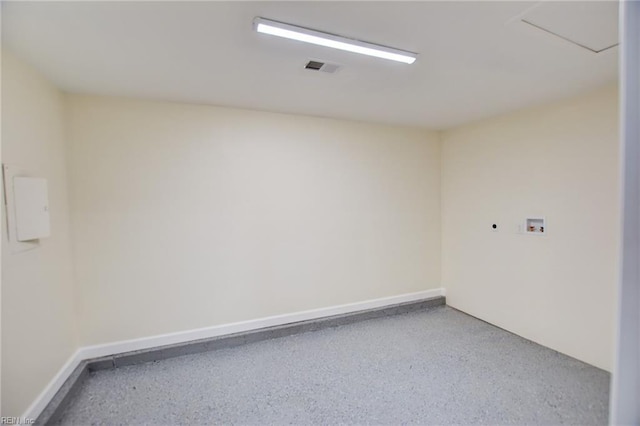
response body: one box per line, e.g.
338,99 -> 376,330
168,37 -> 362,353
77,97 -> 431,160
441,85 -> 619,371
66,95 -> 441,345
610,1 -> 640,422
1,51 -> 78,416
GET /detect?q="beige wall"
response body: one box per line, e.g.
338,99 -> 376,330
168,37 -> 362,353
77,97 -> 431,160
441,85 -> 619,371
1,51 -> 78,416
65,95 -> 442,345
1,51 -> 619,417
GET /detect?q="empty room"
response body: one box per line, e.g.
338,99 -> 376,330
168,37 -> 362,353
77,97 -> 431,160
1,1 -> 639,425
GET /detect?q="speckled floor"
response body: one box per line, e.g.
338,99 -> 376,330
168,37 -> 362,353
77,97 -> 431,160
58,306 -> 609,425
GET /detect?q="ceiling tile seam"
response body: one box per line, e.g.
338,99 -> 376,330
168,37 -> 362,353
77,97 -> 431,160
520,19 -> 620,54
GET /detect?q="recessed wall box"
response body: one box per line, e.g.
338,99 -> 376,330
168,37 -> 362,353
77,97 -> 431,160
524,217 -> 546,235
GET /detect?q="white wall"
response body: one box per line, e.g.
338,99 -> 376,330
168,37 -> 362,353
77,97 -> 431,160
1,51 -> 78,416
441,85 -> 619,371
65,95 -> 442,346
611,1 -> 640,422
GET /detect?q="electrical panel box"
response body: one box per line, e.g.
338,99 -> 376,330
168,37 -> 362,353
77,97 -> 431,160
13,177 -> 50,241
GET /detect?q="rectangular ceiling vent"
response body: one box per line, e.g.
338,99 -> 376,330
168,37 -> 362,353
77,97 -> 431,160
304,60 -> 341,73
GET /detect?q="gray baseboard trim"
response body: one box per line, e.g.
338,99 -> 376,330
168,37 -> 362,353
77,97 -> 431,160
37,295 -> 445,425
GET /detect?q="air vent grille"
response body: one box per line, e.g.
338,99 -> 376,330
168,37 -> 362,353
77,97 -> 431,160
305,61 -> 324,70
304,60 -> 341,73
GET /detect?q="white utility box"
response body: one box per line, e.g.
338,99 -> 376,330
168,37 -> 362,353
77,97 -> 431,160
13,176 -> 51,241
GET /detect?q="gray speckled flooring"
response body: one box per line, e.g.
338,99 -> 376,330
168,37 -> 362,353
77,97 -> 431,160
59,307 -> 609,425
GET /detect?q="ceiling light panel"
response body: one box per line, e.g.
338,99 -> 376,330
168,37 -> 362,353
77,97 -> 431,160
254,17 -> 417,64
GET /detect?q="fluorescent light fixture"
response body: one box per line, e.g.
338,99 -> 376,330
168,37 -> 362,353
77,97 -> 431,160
254,17 -> 417,64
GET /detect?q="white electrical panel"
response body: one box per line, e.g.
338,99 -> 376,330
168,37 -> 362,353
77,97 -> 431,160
13,177 -> 50,241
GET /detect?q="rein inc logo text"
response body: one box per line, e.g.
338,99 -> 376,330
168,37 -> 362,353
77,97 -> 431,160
0,418 -> 34,425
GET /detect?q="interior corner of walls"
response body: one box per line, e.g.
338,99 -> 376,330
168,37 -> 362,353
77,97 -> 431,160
437,87 -> 619,373
2,49 -> 81,419
19,287 -> 446,420
19,349 -> 84,422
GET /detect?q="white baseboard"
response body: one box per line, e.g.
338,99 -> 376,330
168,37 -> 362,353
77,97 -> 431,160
23,288 -> 444,420
22,349 -> 84,422
80,288 -> 444,360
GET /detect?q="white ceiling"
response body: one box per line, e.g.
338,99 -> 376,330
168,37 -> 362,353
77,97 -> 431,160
520,2 -> 619,52
1,1 -> 618,129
